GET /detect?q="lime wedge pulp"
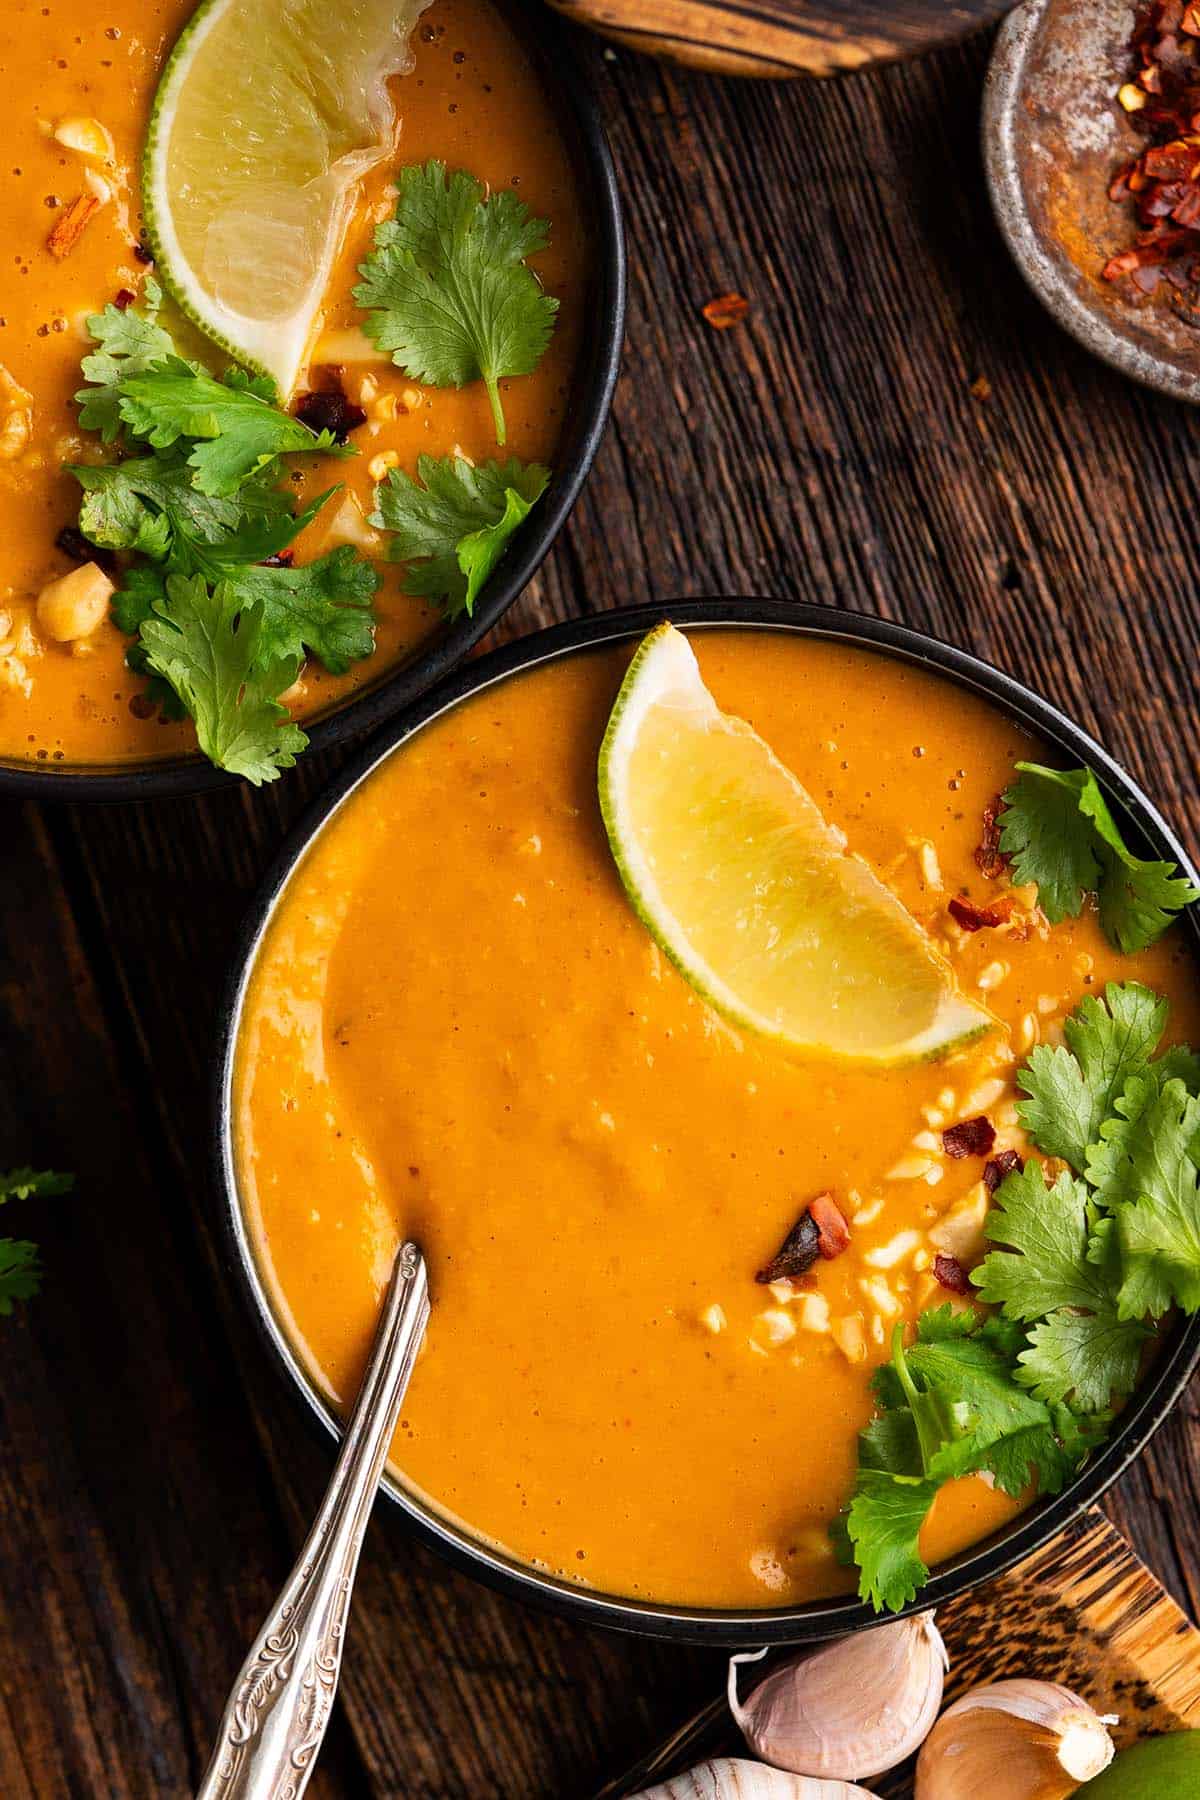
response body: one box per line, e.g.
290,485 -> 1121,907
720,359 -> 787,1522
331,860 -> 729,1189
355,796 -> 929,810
144,0 -> 431,397
598,624 -> 994,1066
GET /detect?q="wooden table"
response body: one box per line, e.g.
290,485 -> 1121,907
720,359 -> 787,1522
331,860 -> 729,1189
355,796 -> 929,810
4,18 -> 1200,1799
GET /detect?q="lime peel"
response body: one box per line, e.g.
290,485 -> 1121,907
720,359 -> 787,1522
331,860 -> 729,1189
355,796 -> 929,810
598,623 -> 995,1067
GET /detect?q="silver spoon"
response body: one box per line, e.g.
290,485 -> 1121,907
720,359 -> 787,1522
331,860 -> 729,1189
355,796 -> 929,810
196,1240 -> 429,1800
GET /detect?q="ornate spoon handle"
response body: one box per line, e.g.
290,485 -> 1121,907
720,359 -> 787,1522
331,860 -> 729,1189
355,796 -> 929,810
196,1241 -> 429,1800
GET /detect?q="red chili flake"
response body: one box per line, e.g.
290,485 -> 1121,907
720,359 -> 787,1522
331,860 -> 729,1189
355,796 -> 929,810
975,795 -> 1010,880
132,240 -> 154,265
984,1149 -> 1025,1194
46,192 -> 100,260
260,549 -> 295,569
809,1192 -> 851,1260
948,893 -> 1014,933
701,292 -> 750,330
755,1209 -> 821,1283
292,386 -> 367,443
933,1253 -> 972,1295
943,1116 -> 997,1159
114,288 -> 136,310
1104,2 -> 1200,304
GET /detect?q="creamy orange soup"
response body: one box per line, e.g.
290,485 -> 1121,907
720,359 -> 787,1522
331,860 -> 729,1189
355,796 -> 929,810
0,0 -> 585,768
233,631 -> 1199,1608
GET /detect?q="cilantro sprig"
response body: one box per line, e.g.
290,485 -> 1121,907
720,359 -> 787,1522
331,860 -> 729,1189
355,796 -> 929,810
371,453 -> 550,618
355,161 -> 559,445
842,980 -> 1200,1613
841,1310 -> 1088,1612
1000,764 -> 1199,952
69,284 -> 380,784
0,1167 -> 74,1316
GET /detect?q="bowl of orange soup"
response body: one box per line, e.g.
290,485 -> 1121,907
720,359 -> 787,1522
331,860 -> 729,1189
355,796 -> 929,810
218,601 -> 1200,1642
0,0 -> 622,798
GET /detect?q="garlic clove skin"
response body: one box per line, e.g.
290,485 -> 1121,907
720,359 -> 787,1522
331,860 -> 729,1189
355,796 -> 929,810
728,1611 -> 948,1780
630,1759 -> 875,1799
916,1678 -> 1117,1800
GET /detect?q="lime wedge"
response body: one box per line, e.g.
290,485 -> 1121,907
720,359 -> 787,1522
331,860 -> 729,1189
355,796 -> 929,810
144,0 -> 430,398
598,624 -> 994,1066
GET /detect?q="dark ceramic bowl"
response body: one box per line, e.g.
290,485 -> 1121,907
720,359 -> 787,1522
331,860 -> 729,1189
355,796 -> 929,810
0,9 -> 624,803
215,599 -> 1200,1646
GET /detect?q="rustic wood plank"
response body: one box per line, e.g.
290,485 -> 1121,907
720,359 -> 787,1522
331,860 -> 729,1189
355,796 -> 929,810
545,0 -> 1013,80
3,14 -> 1200,1800
0,801 -> 366,1799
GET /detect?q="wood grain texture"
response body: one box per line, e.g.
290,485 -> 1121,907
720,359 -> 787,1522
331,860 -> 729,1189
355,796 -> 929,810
545,0 -> 1014,79
600,1509 -> 1200,1797
2,11 -> 1200,1798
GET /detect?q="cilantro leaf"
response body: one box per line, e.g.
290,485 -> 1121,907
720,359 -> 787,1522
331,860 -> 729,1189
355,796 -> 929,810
372,453 -> 549,617
897,1313 -> 1077,1494
218,549 -> 379,674
0,1167 -> 73,1316
0,1239 -> 42,1317
1016,982 -> 1168,1171
138,574 -> 308,784
1090,1076 -> 1200,1320
116,359 -> 347,495
846,1469 -> 939,1614
355,161 -> 559,445
1018,1309 -> 1147,1413
1000,764 -> 1199,951
115,546 -> 378,677
842,1311 -> 1088,1610
71,450 -> 279,557
976,1162 -> 1118,1320
75,278 -> 175,441
974,1160 -> 1150,1410
0,1168 -> 74,1203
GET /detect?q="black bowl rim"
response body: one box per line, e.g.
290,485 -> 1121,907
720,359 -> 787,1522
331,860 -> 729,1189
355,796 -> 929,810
0,12 -> 625,803
214,597 -> 1200,1646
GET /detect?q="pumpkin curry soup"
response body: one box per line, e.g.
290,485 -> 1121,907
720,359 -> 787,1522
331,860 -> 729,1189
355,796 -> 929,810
0,0 -> 585,776
233,630 -> 1200,1610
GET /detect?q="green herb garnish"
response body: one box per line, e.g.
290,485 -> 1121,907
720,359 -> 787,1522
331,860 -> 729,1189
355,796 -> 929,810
842,1309 -> 1089,1613
371,453 -> 550,618
842,979 -> 1200,1613
137,574 -> 307,785
354,161 -> 559,445
69,283 -> 380,783
0,1168 -> 74,1316
1000,763 -> 1199,951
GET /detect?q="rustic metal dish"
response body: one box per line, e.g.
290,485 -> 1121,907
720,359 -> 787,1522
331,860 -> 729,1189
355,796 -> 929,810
0,9 -> 625,802
985,0 -> 1200,403
215,597 -> 1200,1647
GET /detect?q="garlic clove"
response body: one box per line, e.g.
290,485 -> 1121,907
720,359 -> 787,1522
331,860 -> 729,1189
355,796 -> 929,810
916,1678 -> 1117,1800
630,1759 -> 875,1799
728,1611 -> 947,1780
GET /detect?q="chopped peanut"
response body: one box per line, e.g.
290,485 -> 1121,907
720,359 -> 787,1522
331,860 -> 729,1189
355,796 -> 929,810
0,364 -> 34,463
35,561 -> 114,642
865,1229 -> 923,1270
754,1308 -> 796,1348
929,1183 -> 990,1267
831,1313 -> 867,1364
794,1292 -> 830,1333
368,448 -> 400,482
53,116 -> 114,161
320,492 -> 382,554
